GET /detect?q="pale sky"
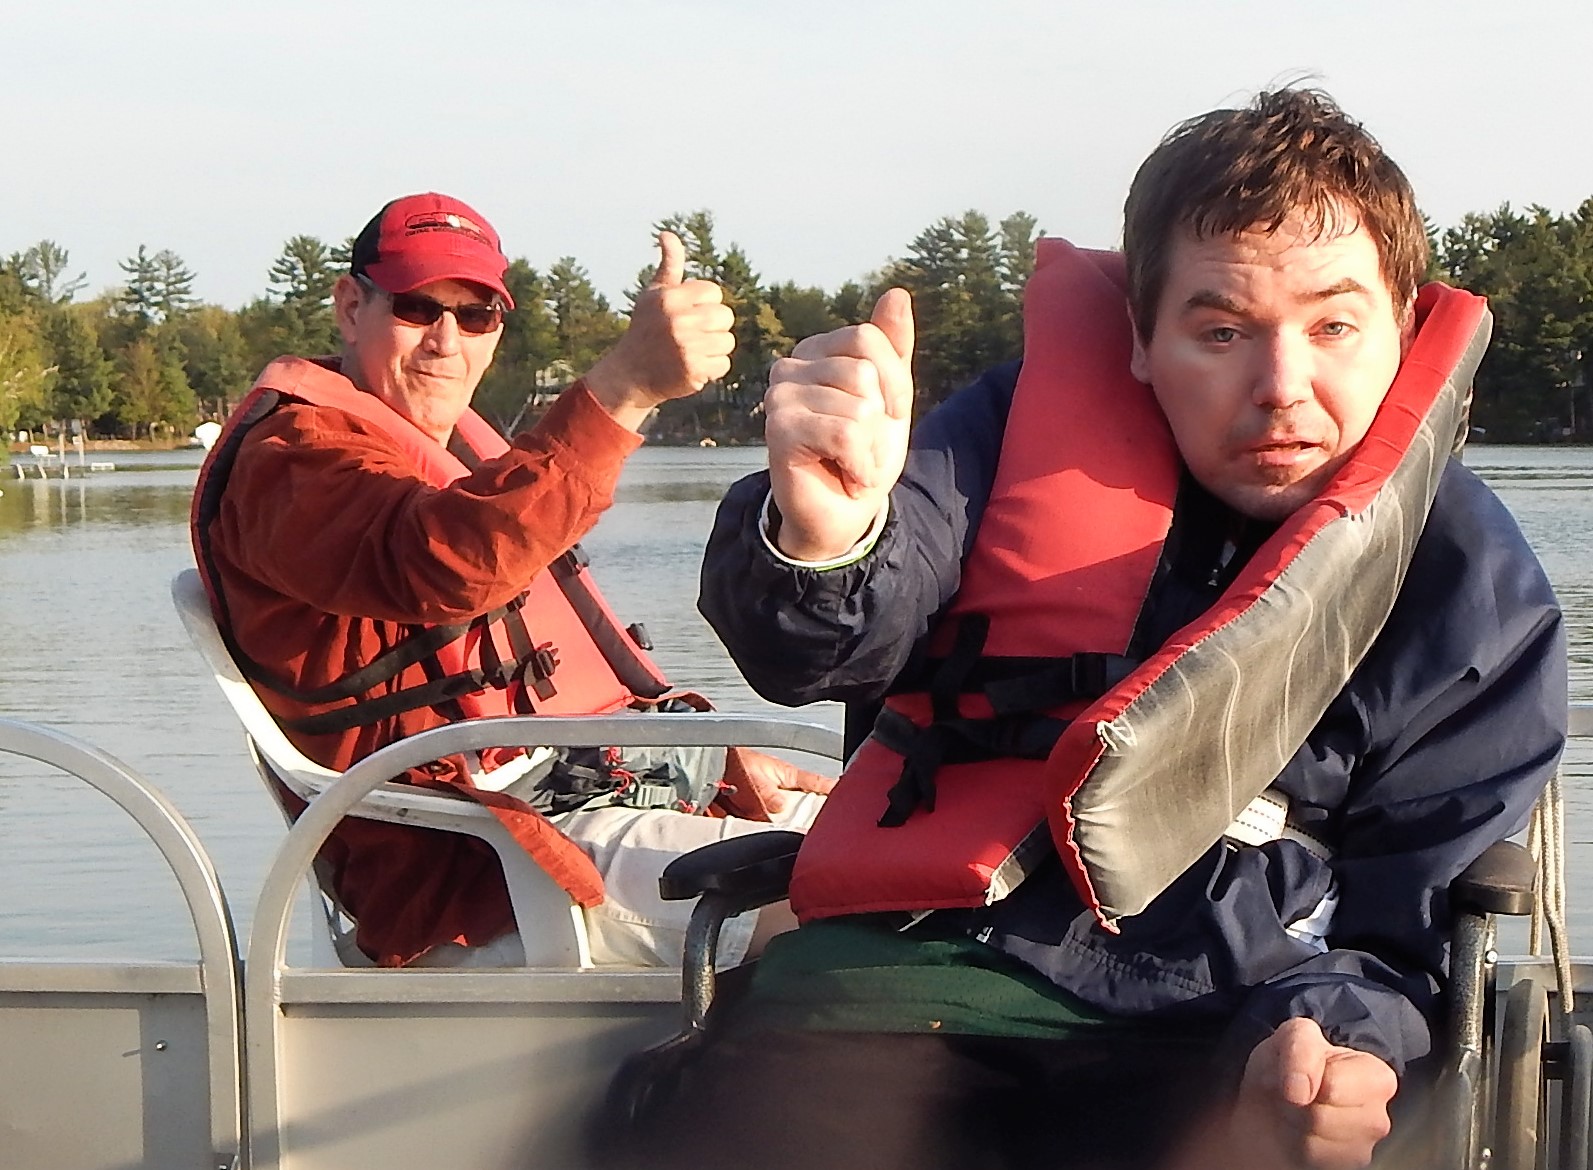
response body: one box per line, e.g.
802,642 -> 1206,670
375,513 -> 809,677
9,0 -> 1593,309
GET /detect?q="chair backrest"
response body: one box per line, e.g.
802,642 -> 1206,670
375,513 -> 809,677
171,569 -> 342,795
171,568 -> 591,968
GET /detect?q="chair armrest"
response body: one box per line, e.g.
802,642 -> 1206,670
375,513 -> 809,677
1450,839 -> 1535,917
659,831 -> 805,1033
658,830 -> 804,907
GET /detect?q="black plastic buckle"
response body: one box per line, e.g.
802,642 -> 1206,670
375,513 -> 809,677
531,645 -> 560,681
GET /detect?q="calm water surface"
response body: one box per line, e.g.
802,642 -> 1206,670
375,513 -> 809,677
2,445 -> 1591,961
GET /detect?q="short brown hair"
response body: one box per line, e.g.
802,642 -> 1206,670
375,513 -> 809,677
1122,87 -> 1427,339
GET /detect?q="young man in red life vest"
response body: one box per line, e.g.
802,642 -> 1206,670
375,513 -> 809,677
192,193 -> 831,970
620,92 -> 1567,1168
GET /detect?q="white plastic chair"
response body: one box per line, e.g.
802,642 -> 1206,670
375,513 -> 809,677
171,568 -> 844,970
174,568 -> 605,967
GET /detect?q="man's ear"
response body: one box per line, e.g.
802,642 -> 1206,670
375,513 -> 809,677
1398,293 -> 1418,356
332,274 -> 365,345
1128,305 -> 1151,384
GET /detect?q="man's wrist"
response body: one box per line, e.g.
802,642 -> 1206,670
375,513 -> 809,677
582,355 -> 660,432
758,493 -> 888,569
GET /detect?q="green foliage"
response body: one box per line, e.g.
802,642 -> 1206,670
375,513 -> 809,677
6,196 -> 1593,446
828,280 -> 874,325
0,265 -> 38,317
267,235 -> 341,355
176,306 -> 251,416
881,210 -> 1033,412
0,311 -> 52,434
656,210 -> 720,281
111,324 -> 197,439
42,306 -> 114,423
768,282 -> 844,339
547,257 -> 625,374
1438,202 -> 1593,441
715,245 -> 786,410
8,241 -> 87,303
118,245 -> 196,327
474,259 -> 562,432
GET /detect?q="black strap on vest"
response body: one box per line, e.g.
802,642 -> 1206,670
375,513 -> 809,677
874,614 -> 1135,827
277,598 -> 551,736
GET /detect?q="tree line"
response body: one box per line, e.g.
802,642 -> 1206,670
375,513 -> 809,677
1434,202 -> 1593,440
2,201 -> 1591,446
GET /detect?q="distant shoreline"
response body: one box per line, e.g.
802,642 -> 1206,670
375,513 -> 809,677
3,435 -> 763,457
5,439 -> 196,455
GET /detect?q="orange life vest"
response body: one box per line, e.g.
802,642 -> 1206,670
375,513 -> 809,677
192,357 -> 680,907
791,239 -> 1487,929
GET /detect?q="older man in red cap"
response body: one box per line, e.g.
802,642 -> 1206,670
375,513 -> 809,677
192,193 -> 830,969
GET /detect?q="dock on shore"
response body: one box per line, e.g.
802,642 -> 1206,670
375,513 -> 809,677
9,445 -> 115,479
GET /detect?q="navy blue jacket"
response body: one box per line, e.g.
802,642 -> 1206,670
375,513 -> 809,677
699,360 -> 1566,1080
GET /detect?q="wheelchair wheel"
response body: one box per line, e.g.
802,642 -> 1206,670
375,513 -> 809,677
1495,977 -> 1549,1170
1562,1024 -> 1593,1170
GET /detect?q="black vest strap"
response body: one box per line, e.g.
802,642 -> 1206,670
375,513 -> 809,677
875,614 -> 1113,828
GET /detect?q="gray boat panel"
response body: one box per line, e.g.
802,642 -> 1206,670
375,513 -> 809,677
0,699 -> 1582,1167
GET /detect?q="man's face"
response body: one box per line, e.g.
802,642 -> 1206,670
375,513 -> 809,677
1129,215 -> 1409,521
334,275 -> 504,444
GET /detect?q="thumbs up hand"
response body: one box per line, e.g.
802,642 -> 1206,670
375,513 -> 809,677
764,289 -> 916,561
584,231 -> 736,431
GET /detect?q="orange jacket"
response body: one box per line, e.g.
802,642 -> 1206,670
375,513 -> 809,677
194,357 -> 654,964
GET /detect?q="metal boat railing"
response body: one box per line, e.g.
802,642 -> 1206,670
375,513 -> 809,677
0,717 -> 243,1170
0,702 -> 1586,1167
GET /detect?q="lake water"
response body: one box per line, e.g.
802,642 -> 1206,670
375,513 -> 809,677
2,444 -> 1592,963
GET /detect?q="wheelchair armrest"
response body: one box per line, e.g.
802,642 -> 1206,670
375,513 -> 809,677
1450,839 -> 1535,918
658,829 -> 803,907
658,830 -> 804,1034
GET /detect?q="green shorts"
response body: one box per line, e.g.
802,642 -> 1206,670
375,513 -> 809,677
724,917 -> 1151,1040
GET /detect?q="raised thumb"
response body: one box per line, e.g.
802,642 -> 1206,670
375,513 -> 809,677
650,230 -> 685,288
871,287 -> 915,362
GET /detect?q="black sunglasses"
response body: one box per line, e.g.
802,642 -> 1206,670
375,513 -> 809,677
356,275 -> 505,335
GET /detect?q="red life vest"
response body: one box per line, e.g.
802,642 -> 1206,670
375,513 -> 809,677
192,356 -> 678,907
791,239 -> 1488,929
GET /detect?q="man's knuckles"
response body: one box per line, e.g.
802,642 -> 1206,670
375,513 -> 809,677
1314,1054 -> 1397,1109
678,277 -> 725,304
773,354 -> 884,401
790,324 -> 877,362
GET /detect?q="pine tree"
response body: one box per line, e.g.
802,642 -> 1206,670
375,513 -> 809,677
767,283 -> 842,342
547,258 -> 624,373
886,210 -> 1033,410
1440,203 -> 1593,440
268,235 -> 339,353
42,307 -> 114,424
152,250 -> 197,321
15,241 -> 87,304
474,259 -> 562,432
716,245 -> 785,411
118,246 -> 161,326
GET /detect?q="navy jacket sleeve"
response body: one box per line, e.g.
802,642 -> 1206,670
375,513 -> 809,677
698,362 -> 1019,705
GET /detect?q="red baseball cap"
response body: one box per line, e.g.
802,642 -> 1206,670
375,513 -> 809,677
350,192 -> 515,308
